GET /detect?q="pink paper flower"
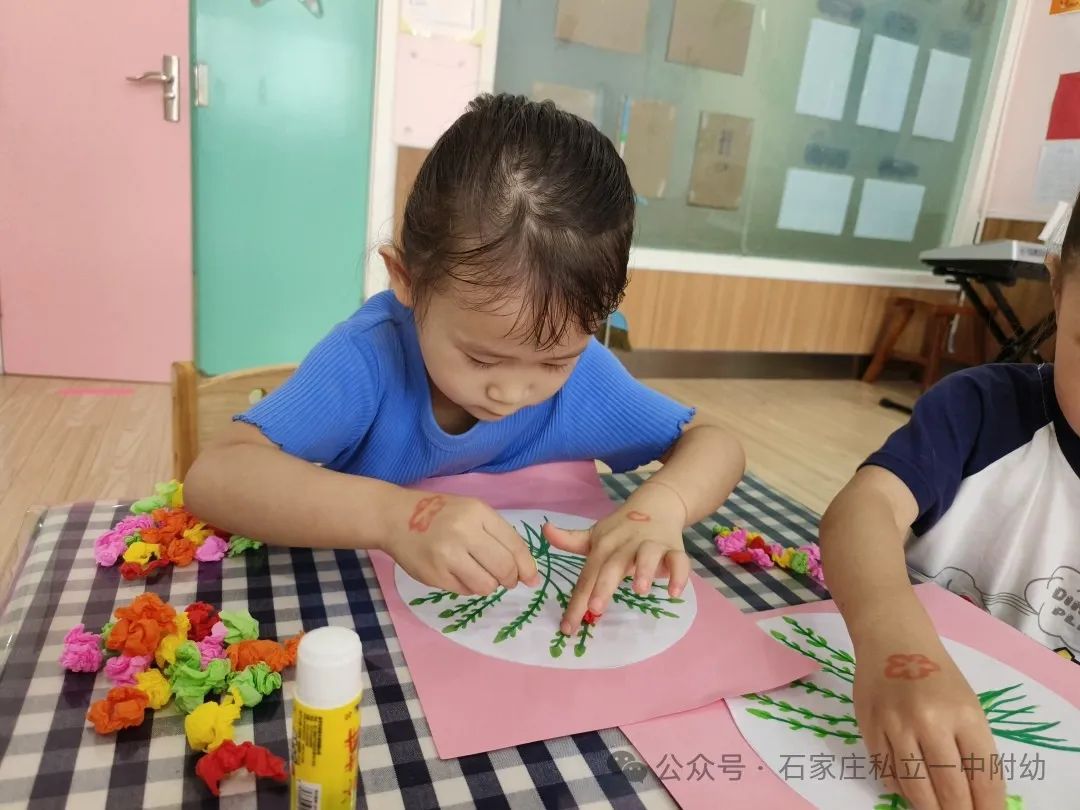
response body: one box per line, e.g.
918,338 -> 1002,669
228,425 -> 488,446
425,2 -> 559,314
195,535 -> 228,563
104,653 -> 153,686
94,515 -> 154,567
94,531 -> 128,567
115,514 -> 154,536
197,622 -> 228,667
715,528 -> 748,554
748,548 -> 775,568
60,624 -> 104,672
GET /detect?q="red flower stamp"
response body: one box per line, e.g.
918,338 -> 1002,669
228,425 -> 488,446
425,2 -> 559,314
408,495 -> 446,533
582,610 -> 603,625
626,510 -> 651,522
883,653 -> 941,680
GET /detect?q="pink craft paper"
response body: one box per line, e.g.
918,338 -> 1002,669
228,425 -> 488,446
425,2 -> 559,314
622,583 -> 1080,809
372,461 -> 817,760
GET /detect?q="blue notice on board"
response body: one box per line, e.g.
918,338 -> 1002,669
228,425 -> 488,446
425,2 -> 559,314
777,168 -> 855,236
796,19 -> 860,122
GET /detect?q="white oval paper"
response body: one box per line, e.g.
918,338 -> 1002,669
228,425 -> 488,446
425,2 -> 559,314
395,509 -> 697,670
728,613 -> 1080,808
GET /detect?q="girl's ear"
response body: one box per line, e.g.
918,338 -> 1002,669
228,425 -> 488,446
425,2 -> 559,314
381,246 -> 413,308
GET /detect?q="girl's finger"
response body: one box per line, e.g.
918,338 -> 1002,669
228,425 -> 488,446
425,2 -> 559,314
632,542 -> 666,595
588,546 -> 638,614
664,550 -> 691,598
919,733 -> 972,810
487,517 -> 540,586
561,557 -> 604,635
861,721 -> 898,796
956,725 -> 1007,810
887,732 -> 939,810
543,523 -> 593,555
453,558 -> 500,597
439,573 -> 473,596
468,540 -> 519,591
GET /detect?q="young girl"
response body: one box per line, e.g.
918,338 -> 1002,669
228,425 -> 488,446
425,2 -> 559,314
821,196 -> 1080,810
185,93 -> 745,636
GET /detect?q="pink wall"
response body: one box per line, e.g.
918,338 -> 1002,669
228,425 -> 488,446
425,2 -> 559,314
985,5 -> 1080,221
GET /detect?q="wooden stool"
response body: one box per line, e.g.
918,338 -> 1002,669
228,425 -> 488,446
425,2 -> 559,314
863,297 -> 989,391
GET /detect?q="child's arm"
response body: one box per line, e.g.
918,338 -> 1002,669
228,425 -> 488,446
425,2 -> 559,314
185,423 -> 538,594
821,466 -> 1005,810
545,418 -> 744,634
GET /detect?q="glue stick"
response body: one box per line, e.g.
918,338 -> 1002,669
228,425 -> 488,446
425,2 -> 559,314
290,626 -> 363,810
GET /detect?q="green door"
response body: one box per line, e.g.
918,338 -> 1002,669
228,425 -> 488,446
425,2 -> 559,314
191,0 -> 376,374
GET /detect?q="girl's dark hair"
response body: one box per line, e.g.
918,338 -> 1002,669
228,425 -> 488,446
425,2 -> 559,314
399,93 -> 635,347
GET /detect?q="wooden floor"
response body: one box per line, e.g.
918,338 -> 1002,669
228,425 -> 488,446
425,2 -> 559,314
0,374 -> 915,601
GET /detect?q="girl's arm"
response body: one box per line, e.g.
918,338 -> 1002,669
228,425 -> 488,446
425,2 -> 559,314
821,466 -> 1004,810
629,420 -> 745,525
184,422 -> 538,592
185,422 -> 410,551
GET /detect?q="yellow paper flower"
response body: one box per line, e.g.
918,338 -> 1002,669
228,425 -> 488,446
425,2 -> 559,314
184,693 -> 243,752
155,612 -> 190,669
122,541 -> 161,566
170,481 -> 184,508
134,669 -> 173,710
183,522 -> 212,547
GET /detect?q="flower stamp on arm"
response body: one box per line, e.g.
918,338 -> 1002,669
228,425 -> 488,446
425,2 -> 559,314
884,653 -> 941,680
408,495 -> 446,533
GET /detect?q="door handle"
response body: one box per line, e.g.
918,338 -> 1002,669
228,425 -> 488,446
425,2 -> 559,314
126,55 -> 179,123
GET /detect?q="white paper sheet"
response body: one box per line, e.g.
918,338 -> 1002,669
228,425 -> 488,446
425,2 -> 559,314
1035,140 -> 1080,205
854,179 -> 926,242
795,18 -> 860,121
777,168 -> 854,236
393,33 -> 481,149
401,0 -> 485,39
856,35 -> 918,132
912,49 -> 972,142
396,510 -> 698,670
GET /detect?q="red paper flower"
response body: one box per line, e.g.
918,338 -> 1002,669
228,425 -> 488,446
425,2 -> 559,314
186,601 -> 220,642
728,550 -> 754,564
747,536 -> 767,551
195,740 -> 288,796
119,558 -> 171,581
582,610 -> 602,625
884,653 -> 941,681
86,686 -> 149,734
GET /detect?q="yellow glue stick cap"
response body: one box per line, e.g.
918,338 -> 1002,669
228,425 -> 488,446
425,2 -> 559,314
295,626 -> 363,709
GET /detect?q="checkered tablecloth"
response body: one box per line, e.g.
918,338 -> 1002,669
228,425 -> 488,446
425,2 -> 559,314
0,472 -> 827,810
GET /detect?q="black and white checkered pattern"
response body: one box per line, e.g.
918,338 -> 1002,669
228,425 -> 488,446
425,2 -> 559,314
0,472 -> 826,810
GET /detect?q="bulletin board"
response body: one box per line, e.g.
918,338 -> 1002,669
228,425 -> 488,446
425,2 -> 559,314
493,0 -> 1010,271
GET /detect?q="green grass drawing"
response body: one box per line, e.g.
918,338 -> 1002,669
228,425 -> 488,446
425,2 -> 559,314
748,617 -> 1080,756
406,519 -> 685,659
874,793 -> 1023,810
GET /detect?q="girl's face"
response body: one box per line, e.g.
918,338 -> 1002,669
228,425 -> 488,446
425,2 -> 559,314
411,285 -> 592,427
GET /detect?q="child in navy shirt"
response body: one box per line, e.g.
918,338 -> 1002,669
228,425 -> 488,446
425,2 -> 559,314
186,94 -> 745,635
821,196 -> 1080,810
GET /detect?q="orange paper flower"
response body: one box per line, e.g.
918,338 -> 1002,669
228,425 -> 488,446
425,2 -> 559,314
87,686 -> 149,734
226,634 -> 303,673
165,537 -> 196,566
115,593 -> 177,632
106,618 -> 162,658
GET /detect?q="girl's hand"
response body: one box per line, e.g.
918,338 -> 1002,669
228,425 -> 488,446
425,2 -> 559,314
543,483 -> 690,635
854,630 -> 1006,810
388,492 -> 540,595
